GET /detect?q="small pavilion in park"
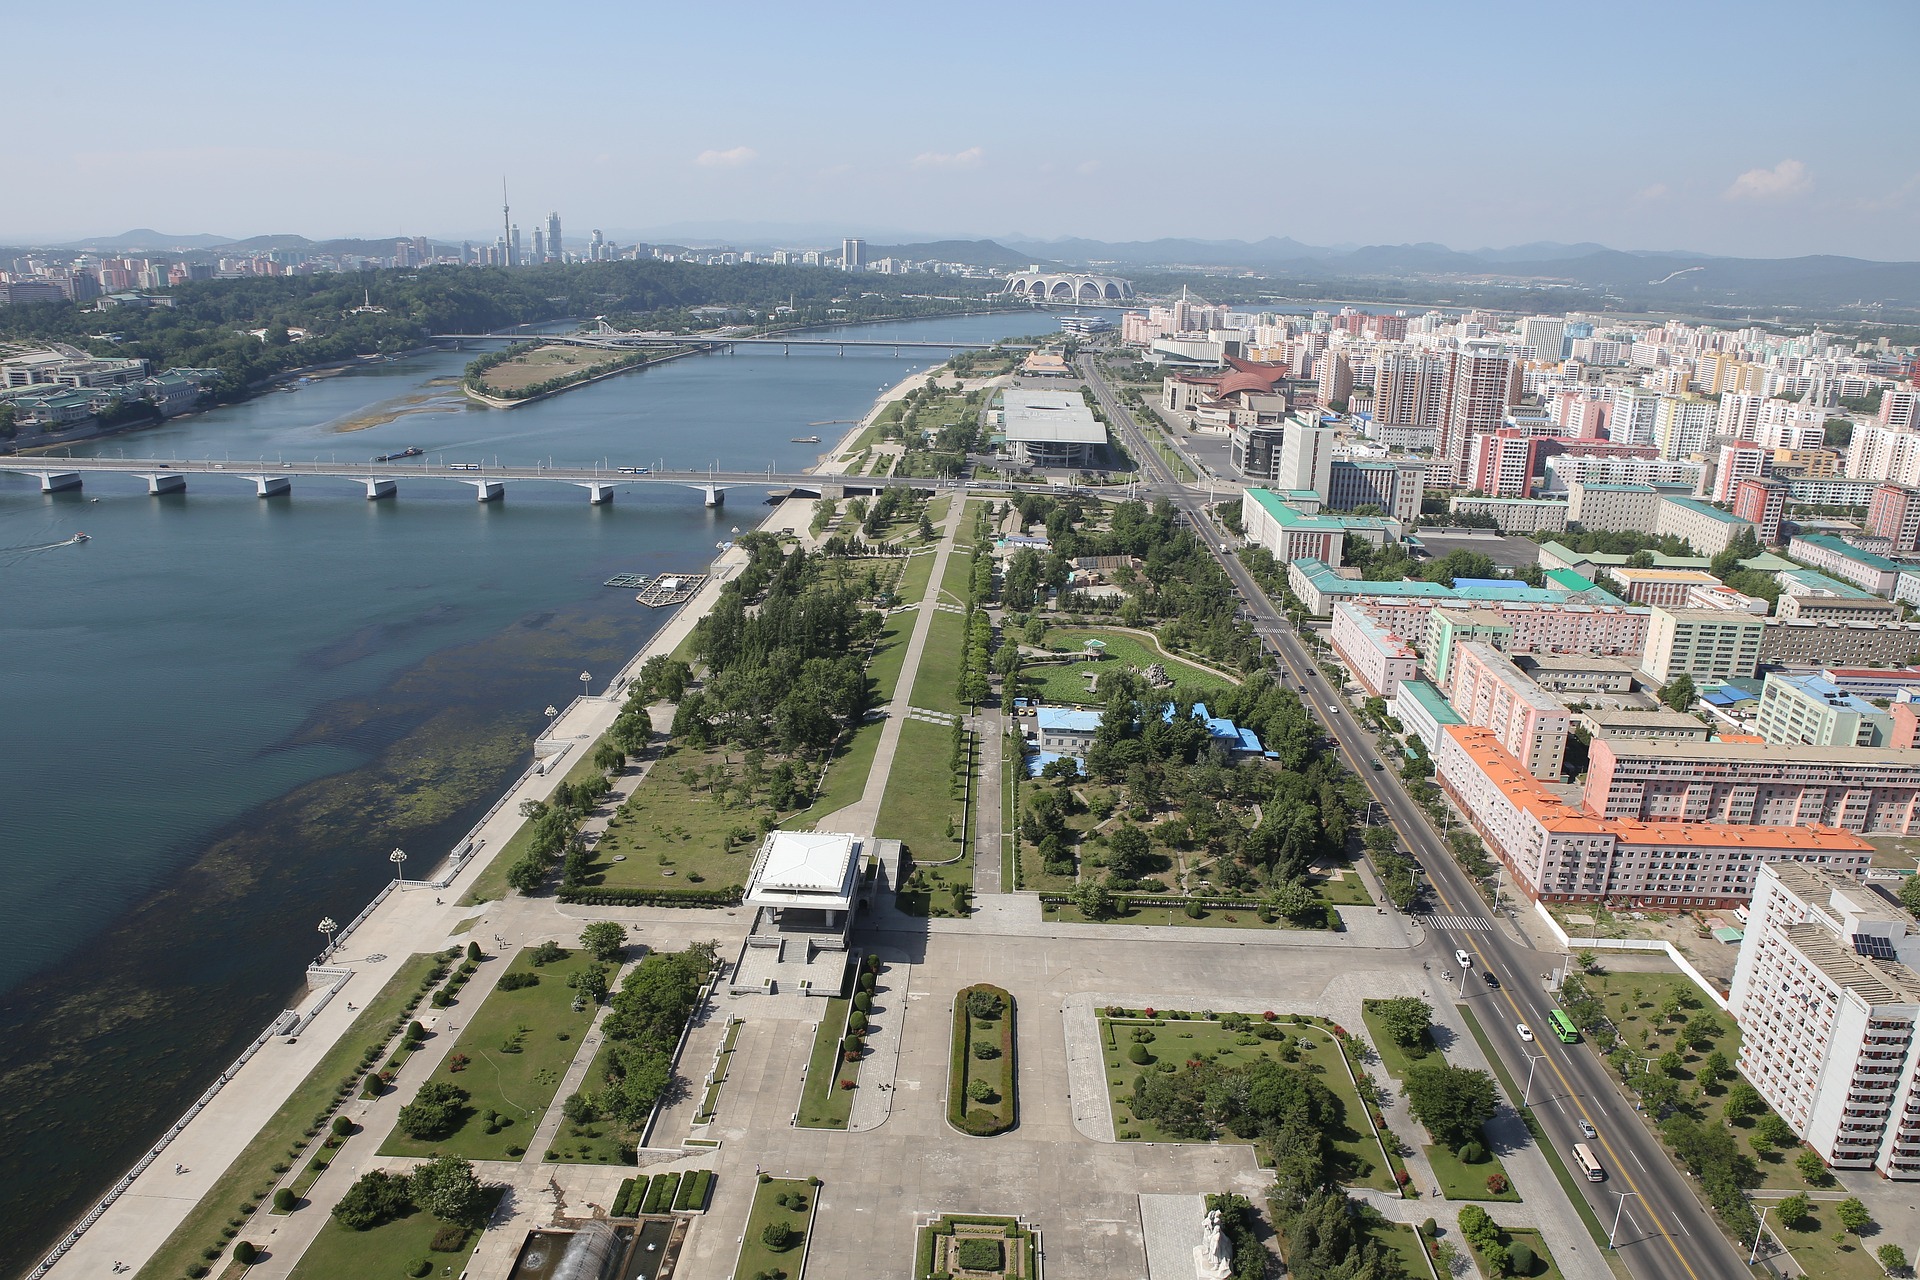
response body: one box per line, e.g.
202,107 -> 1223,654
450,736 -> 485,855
745,830 -> 863,937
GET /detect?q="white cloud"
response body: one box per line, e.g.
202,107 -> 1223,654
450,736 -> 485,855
1723,159 -> 1811,201
695,146 -> 757,168
1633,183 -> 1668,202
1076,159 -> 1100,176
911,146 -> 983,169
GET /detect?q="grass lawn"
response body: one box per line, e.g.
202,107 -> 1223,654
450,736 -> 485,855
1019,627 -> 1236,706
951,985 -> 1015,1135
1769,1205 -> 1885,1280
462,747 -> 612,904
879,720 -> 972,902
287,1191 -> 498,1280
547,1020 -> 641,1165
136,953 -> 448,1280
894,550 -> 937,607
1316,866 -> 1375,906
378,948 -> 599,1161
1424,1142 -> 1521,1202
578,745 -> 777,894
787,719 -> 883,828
1582,968 -> 1813,1189
732,1177 -> 817,1280
908,609 -> 969,716
865,610 -> 915,705
1101,1015 -> 1393,1191
1041,900 -> 1292,929
796,996 -> 858,1129
1364,1215 -> 1433,1280
1360,1005 -> 1437,1085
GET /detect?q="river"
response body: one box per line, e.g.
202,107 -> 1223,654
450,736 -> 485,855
0,309 -> 1046,1275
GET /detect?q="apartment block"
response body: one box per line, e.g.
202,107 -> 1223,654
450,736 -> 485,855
1787,535 -> 1901,597
1732,477 -> 1787,545
1436,726 -> 1871,908
1511,654 -> 1637,694
1566,481 -> 1661,533
1585,737 -> 1920,835
1756,672 -> 1896,747
1330,603 -> 1420,698
1866,484 -> 1920,554
1775,569 -> 1898,623
1575,709 -> 1712,742
1728,863 -> 1920,1179
1390,678 -> 1465,756
1640,606 -> 1765,682
1759,618 -> 1920,668
1448,496 -> 1568,533
1655,496 -> 1756,558
1607,568 -> 1725,609
1447,642 -> 1571,780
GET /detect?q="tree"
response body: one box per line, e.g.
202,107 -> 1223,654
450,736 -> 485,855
1876,1244 -> 1906,1274
762,1220 -> 797,1251
1660,673 -> 1698,713
1724,1081 -> 1764,1123
1071,877 -> 1118,921
1794,1149 -> 1829,1185
579,920 -> 628,961
1836,1197 -> 1872,1234
395,1081 -> 470,1141
1898,873 -> 1920,919
332,1170 -> 414,1231
1372,997 -> 1434,1050
1105,822 -> 1153,880
1775,1193 -> 1812,1230
1404,1062 -> 1499,1151
1753,1113 -> 1796,1151
1267,878 -> 1320,924
1699,1050 -> 1730,1089
410,1155 -> 491,1228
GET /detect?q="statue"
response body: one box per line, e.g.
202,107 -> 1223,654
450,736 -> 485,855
1194,1207 -> 1234,1280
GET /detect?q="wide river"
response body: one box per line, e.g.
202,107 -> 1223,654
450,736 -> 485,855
0,310 -> 1043,1275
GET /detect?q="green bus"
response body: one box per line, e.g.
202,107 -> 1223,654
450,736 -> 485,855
1547,1010 -> 1579,1043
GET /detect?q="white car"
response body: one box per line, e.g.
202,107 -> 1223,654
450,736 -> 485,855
1455,949 -> 1473,969
1579,1120 -> 1597,1139
1517,1023 -> 1535,1042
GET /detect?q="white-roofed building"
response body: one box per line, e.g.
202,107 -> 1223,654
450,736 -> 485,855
1001,389 -> 1108,467
746,830 -> 862,930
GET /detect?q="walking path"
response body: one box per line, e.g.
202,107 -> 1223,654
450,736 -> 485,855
971,708 -> 1007,896
810,491 -> 968,835
847,959 -> 912,1132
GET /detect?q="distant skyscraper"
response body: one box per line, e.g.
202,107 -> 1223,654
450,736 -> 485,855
531,227 -> 545,262
511,225 -> 523,266
1440,341 -> 1513,485
546,211 -> 562,262
842,238 -> 867,271
501,177 -> 515,268
589,229 -> 606,260
1519,316 -> 1565,363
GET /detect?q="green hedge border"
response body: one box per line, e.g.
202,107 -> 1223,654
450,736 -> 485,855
556,885 -> 742,907
948,984 -> 1016,1136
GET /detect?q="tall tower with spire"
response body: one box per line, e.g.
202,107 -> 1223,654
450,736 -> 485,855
501,177 -> 515,268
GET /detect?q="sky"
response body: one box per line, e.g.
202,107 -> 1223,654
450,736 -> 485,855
10,0 -> 1920,260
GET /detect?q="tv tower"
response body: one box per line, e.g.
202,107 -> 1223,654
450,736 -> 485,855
501,177 -> 515,268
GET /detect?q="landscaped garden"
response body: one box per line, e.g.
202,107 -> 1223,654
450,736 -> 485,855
1017,626 -> 1237,707
881,719 -> 974,916
291,1158 -> 499,1280
914,1214 -> 1039,1279
1361,998 -> 1519,1202
140,951 -> 454,1280
795,957 -> 881,1129
1098,1010 -> 1397,1193
378,943 -> 602,1161
1764,1194 -> 1894,1280
1455,1205 -> 1563,1280
733,1176 -> 818,1280
949,984 -> 1016,1136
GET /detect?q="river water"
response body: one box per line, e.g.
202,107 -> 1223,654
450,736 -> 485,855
0,310 -> 1042,1275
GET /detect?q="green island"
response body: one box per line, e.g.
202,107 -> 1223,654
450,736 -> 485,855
914,1214 -> 1039,1279
949,984 -> 1016,1136
733,1176 -> 818,1280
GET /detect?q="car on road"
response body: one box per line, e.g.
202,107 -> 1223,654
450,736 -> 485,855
1517,1023 -> 1534,1042
1454,949 -> 1473,969
1482,972 -> 1500,989
1579,1119 -> 1597,1139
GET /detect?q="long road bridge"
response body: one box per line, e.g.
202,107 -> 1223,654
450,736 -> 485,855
0,455 -> 1184,507
430,328 -> 1024,355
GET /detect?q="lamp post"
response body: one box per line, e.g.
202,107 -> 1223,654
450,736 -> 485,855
1521,1050 -> 1546,1107
1609,1191 -> 1642,1250
389,848 -> 408,882
580,671 -> 592,700
318,916 -> 338,956
545,704 -> 558,734
1747,1203 -> 1773,1265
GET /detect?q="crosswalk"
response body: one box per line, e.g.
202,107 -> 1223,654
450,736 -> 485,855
1417,912 -> 1494,932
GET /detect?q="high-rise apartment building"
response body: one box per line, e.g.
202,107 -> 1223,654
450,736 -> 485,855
1880,387 -> 1920,431
1373,348 -> 1450,430
1866,483 -> 1920,553
1610,387 -> 1661,447
546,211 -> 563,262
1653,393 -> 1716,461
1728,862 -> 1920,1180
1585,737 -> 1920,834
1447,642 -> 1570,779
1277,414 -> 1337,497
1755,672 -> 1896,747
1639,605 -> 1765,681
1732,477 -> 1786,544
1519,316 -> 1565,362
841,238 -> 867,271
1441,341 -> 1513,485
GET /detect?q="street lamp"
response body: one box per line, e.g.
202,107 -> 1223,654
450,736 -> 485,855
1521,1050 -> 1547,1107
1609,1191 -> 1642,1250
580,671 -> 593,699
318,917 -> 338,956
389,848 -> 408,882
1748,1203 -> 1772,1265
544,704 -> 558,734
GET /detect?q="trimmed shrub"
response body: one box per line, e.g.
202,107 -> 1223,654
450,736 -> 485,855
1458,1140 -> 1488,1165
762,1220 -> 797,1252
409,1259 -> 432,1278
956,1237 -> 1004,1271
497,971 -> 539,991
430,1225 -> 469,1252
272,1188 -> 296,1212
848,1010 -> 868,1032
1128,1043 -> 1150,1064
1507,1242 -> 1537,1276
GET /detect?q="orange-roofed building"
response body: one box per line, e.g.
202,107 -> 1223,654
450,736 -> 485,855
1434,724 -> 1871,908
1715,732 -> 1766,744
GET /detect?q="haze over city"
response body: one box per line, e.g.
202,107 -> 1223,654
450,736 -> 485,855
9,0 -> 1919,259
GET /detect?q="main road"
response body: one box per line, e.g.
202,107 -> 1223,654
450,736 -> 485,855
1078,352 -> 1754,1280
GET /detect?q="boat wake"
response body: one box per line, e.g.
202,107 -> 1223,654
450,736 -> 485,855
1,532 -> 90,560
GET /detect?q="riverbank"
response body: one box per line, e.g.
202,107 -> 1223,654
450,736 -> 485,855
38,351 -> 949,1280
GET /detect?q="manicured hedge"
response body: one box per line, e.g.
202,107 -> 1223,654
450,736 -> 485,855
672,1169 -> 713,1210
948,984 -> 1016,1136
557,885 -> 743,908
642,1171 -> 681,1214
613,1177 -> 638,1217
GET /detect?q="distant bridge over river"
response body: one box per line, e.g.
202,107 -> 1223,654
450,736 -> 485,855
430,323 -> 1027,356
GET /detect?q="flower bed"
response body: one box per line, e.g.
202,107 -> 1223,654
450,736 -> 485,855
948,984 -> 1016,1136
914,1214 -> 1038,1279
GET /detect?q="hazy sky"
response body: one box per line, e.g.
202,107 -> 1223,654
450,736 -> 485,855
12,0 -> 1920,259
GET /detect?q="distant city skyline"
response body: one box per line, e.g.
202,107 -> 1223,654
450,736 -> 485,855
8,0 -> 1919,260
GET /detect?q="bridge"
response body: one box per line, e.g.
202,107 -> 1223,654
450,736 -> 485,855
430,326 -> 1022,356
0,456 -> 1193,509
0,455 -> 984,507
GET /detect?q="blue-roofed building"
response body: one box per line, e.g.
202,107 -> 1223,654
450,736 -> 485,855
1755,672 -> 1897,747
1034,706 -> 1102,753
1450,577 -> 1535,592
1026,751 -> 1083,778
1159,700 -> 1265,755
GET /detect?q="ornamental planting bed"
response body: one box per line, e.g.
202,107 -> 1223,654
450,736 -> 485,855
949,984 -> 1016,1136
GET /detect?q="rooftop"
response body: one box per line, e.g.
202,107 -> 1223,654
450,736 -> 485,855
1034,707 -> 1103,733
1446,725 -> 1872,851
1761,672 -> 1888,717
744,831 -> 862,911
1393,679 -> 1465,726
1792,533 -> 1901,572
1570,482 -> 1658,493
1592,736 -> 1920,767
1611,568 -> 1724,585
1002,389 -> 1107,445
1292,559 -> 1622,606
1778,568 -> 1880,600
1780,922 -> 1920,1005
1579,708 -> 1711,729
1535,541 -> 1712,571
1659,496 -> 1750,526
